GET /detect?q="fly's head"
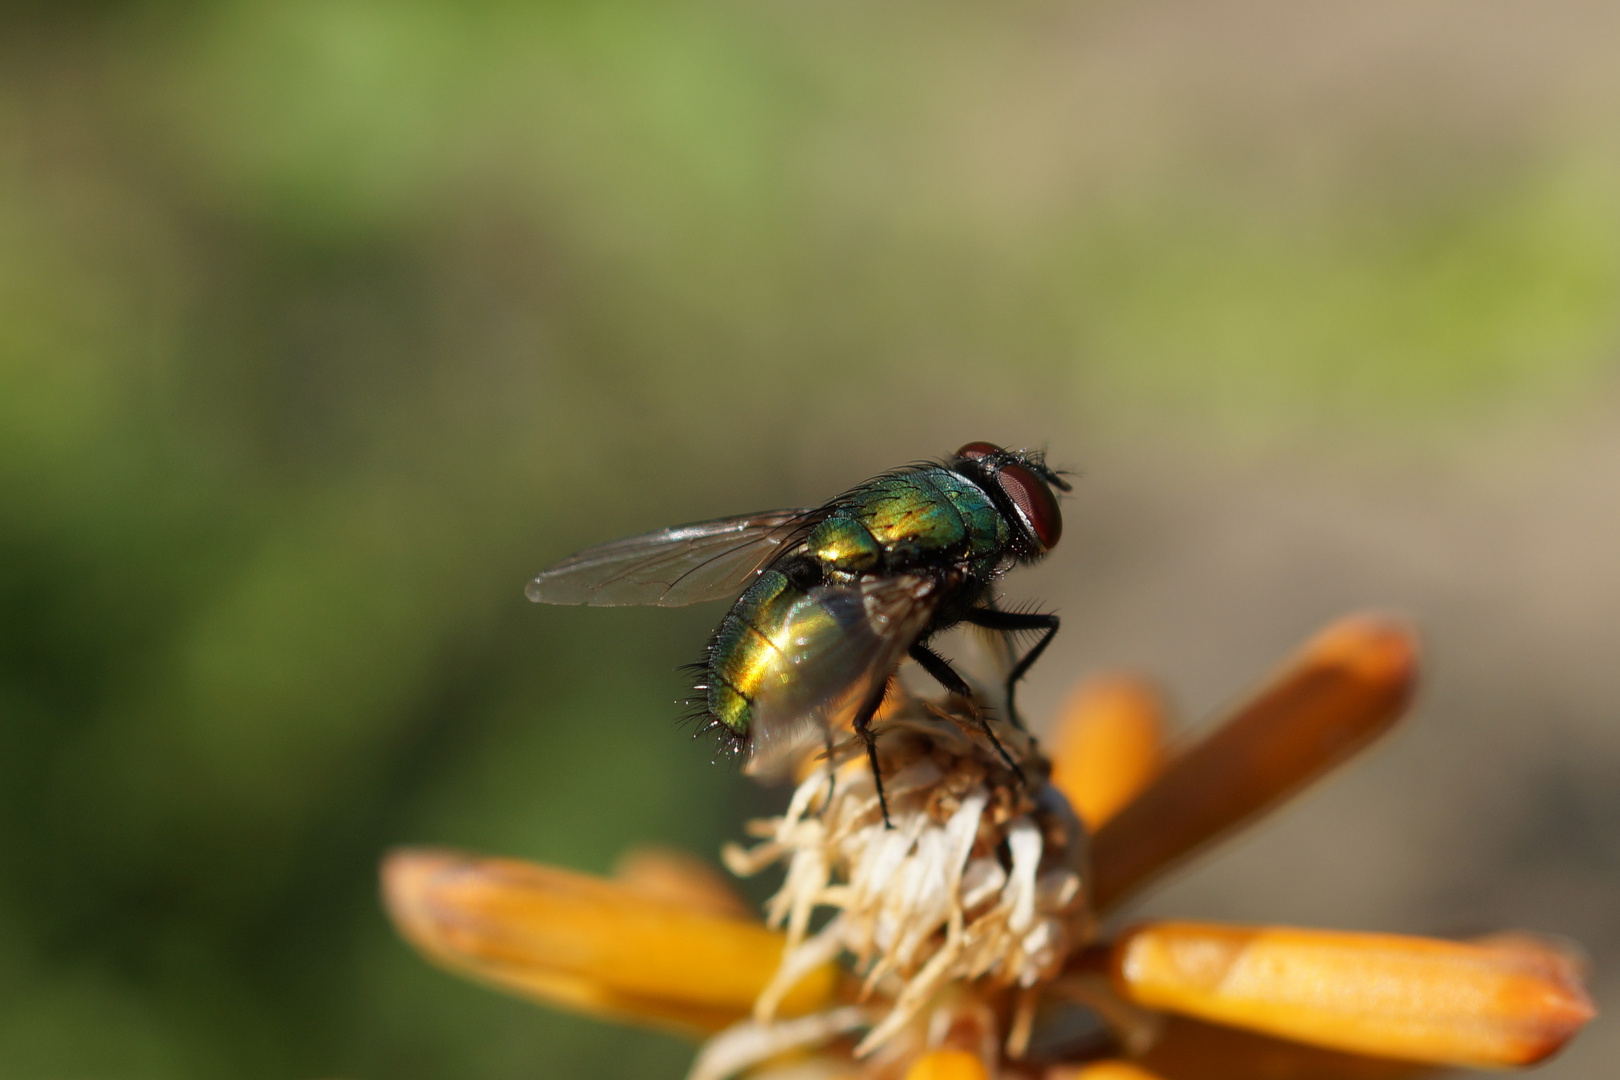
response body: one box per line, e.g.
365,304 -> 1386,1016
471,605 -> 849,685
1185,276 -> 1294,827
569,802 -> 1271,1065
952,441 -> 1071,558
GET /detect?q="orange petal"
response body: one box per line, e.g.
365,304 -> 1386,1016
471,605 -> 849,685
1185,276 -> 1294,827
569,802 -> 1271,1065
1048,675 -> 1170,830
381,847 -> 836,1035
613,846 -> 754,919
1112,922 -> 1594,1068
904,1049 -> 991,1080
1138,1016 -> 1433,1080
1045,1064 -> 1167,1080
1090,615 -> 1418,911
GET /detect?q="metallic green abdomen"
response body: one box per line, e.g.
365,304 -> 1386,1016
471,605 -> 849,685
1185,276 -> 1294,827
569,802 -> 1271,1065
708,570 -> 792,733
707,569 -> 862,735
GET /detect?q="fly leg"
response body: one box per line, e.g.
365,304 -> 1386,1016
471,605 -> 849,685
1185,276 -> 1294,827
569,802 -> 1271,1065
819,717 -> 837,815
851,679 -> 895,828
963,608 -> 1060,732
908,642 -> 1025,782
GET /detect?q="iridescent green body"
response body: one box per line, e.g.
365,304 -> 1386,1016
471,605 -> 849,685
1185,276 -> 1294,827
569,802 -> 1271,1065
705,466 -> 1010,736
528,441 -> 1067,805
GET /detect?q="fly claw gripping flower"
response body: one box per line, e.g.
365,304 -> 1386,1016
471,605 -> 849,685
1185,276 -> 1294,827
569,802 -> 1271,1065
382,614 -> 1596,1080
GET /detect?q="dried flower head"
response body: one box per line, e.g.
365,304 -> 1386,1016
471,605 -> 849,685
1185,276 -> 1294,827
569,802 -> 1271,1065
714,700 -> 1090,1071
382,614 -> 1595,1080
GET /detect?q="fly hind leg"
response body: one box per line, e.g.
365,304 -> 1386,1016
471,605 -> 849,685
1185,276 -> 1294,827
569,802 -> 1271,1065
908,642 -> 1025,782
850,679 -> 895,828
963,608 -> 1060,732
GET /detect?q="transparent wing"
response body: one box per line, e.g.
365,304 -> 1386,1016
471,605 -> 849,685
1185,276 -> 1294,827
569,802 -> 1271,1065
526,508 -> 823,607
746,573 -> 942,774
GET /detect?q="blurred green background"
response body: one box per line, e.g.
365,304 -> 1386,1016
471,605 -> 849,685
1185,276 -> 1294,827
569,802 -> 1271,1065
2,1 -> 1618,1077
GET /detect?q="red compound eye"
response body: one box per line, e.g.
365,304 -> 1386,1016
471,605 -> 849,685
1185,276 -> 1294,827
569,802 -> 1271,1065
996,463 -> 1063,551
955,441 -> 1003,461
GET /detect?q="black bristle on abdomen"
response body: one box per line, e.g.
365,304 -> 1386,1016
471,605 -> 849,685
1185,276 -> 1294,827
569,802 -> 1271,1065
675,654 -> 748,760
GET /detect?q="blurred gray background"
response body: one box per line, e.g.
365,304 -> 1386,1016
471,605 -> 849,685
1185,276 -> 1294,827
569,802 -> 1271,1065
0,0 -> 1616,1076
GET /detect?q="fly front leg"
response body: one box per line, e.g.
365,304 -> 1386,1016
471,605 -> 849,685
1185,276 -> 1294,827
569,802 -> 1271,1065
963,608 -> 1060,732
908,642 -> 1025,781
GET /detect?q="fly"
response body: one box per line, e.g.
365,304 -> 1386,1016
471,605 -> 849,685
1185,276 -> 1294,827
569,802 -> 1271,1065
527,442 -> 1071,823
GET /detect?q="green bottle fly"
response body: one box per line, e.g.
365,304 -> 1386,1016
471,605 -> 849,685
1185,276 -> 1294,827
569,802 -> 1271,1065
527,442 -> 1071,820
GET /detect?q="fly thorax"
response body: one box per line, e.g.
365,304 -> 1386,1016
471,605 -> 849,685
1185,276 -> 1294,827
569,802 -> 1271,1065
806,517 -> 882,576
924,468 -> 1008,557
